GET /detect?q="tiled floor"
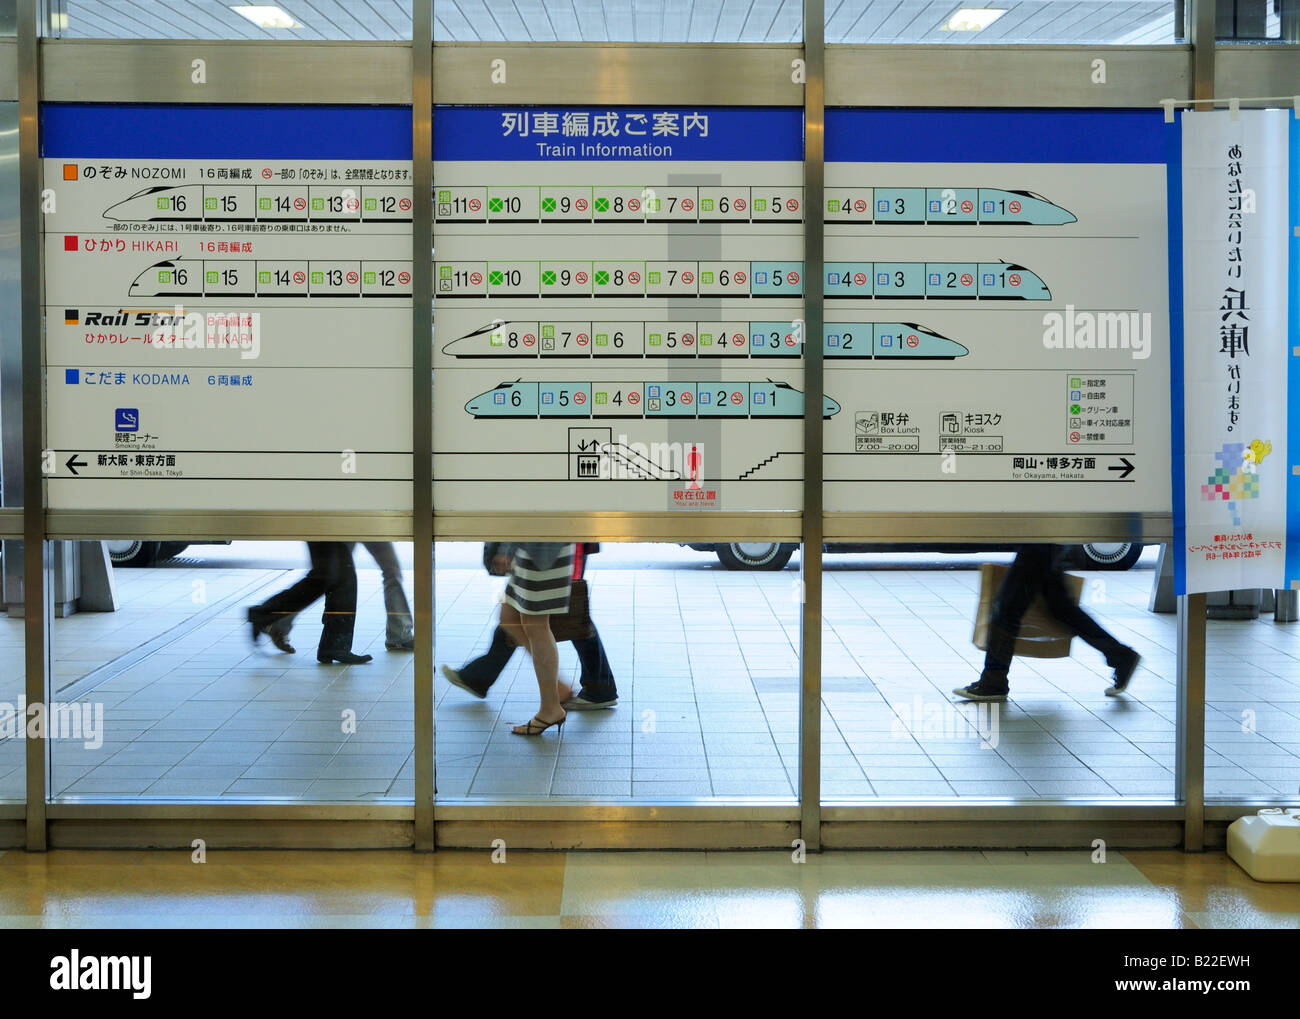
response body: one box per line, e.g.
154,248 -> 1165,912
0,847 -> 1295,928
1,544 -> 1298,803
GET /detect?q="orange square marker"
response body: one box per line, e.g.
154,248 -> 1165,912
62,163 -> 77,180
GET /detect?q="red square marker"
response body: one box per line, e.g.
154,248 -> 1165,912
63,235 -> 78,251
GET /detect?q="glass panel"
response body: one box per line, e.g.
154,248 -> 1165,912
0,100 -> 18,511
822,543 -> 1174,801
1205,591 -> 1300,802
48,1 -> 412,40
0,540 -> 23,802
827,1 -> 1182,44
49,539 -> 415,801
434,540 -> 800,801
1216,0 -> 1299,41
434,0 -> 802,43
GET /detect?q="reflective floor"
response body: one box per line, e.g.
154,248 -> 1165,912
0,847 -> 1294,928
0,543 -> 1297,803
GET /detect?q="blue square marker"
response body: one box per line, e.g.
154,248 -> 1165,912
828,272 -> 840,286
755,272 -> 768,284
928,200 -> 940,213
828,334 -> 840,347
1071,390 -> 1081,400
751,334 -> 763,346
648,385 -> 660,398
982,273 -> 994,286
880,334 -> 893,346
754,392 -> 766,404
542,392 -> 553,404
700,391 -> 712,404
876,273 -> 888,286
928,273 -> 940,286
494,392 -> 505,404
65,369 -> 80,384
982,200 -> 994,212
876,200 -> 888,213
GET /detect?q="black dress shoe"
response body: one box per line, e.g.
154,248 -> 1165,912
317,650 -> 373,665
248,607 -> 295,653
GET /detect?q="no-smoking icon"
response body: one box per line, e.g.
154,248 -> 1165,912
397,271 -> 411,284
399,197 -> 412,210
682,271 -> 695,284
906,335 -> 919,347
628,391 -> 641,404
576,271 -> 589,284
293,197 -> 307,210
469,272 -> 482,285
261,168 -> 272,179
293,271 -> 306,284
468,198 -> 481,212
961,200 -> 974,213
731,391 -> 744,405
574,392 -> 587,405
787,271 -> 800,284
960,273 -> 973,286
1009,200 -> 1022,214
346,271 -> 359,284
1070,431 -> 1081,443
629,271 -> 641,284
854,199 -> 867,212
576,198 -> 589,211
735,271 -> 747,284
1009,272 -> 1021,286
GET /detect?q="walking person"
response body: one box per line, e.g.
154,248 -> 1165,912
485,542 -> 576,735
952,544 -> 1140,703
262,542 -> 414,653
442,542 -> 618,709
247,541 -> 372,665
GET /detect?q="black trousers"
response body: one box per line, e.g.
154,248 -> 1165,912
983,545 -> 1127,683
256,542 -> 359,654
458,624 -> 617,699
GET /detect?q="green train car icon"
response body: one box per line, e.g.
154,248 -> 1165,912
465,380 -> 841,419
127,258 -> 411,298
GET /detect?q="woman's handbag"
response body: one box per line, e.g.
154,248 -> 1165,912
549,579 -> 595,642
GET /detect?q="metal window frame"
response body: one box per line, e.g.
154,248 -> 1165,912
10,0 -> 1295,852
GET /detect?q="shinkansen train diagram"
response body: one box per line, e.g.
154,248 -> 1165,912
430,184 -> 1074,225
443,319 -> 968,360
101,184 -> 413,222
127,259 -> 412,298
434,260 -> 1050,300
464,380 -> 840,419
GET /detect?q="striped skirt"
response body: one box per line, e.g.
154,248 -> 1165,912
503,545 -> 574,616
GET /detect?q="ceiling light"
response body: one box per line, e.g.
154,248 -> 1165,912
942,8 -> 1006,31
231,5 -> 300,29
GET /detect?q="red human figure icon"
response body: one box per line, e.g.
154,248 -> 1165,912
687,444 -> 702,489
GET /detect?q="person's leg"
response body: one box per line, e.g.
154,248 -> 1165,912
1040,572 -> 1139,692
457,627 -> 518,688
250,543 -> 328,645
317,543 -> 370,663
512,611 -> 565,733
363,541 -> 413,647
569,627 -> 618,704
955,546 -> 1049,700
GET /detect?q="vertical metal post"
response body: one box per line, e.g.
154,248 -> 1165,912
799,0 -> 825,851
1190,0 -> 1217,109
412,0 -> 435,852
1177,593 -> 1206,851
18,0 -> 47,851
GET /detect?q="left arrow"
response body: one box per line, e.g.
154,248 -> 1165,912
66,455 -> 87,476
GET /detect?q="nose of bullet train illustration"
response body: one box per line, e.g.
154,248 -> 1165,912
977,189 -> 1076,225
823,394 -> 841,417
129,259 -> 191,297
465,380 -> 537,417
896,323 -> 969,359
978,262 -> 1051,300
104,185 -> 204,222
443,320 -> 512,356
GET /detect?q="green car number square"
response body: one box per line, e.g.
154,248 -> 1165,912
363,272 -> 376,284
438,190 -> 451,203
700,333 -> 713,345
258,197 -> 271,210
364,198 -> 377,210
311,271 -> 324,284
542,325 -> 555,338
648,333 -> 662,346
204,197 -> 218,211
701,272 -> 714,284
701,198 -> 714,211
754,199 -> 768,212
828,199 -> 841,213
158,271 -> 170,284
439,266 -> 452,279
156,197 -> 169,210
205,271 -> 218,284
648,272 -> 661,284
595,333 -> 608,346
311,197 -> 324,210
258,271 -> 271,284
1070,377 -> 1082,388
594,392 -> 608,405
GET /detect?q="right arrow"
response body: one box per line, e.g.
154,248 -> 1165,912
1108,457 -> 1135,480
65,454 -> 87,476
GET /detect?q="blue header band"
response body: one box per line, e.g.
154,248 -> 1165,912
434,107 -> 804,162
826,109 -> 1167,164
42,104 -> 413,159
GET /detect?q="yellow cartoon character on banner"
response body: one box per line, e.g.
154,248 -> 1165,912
1241,439 -> 1272,475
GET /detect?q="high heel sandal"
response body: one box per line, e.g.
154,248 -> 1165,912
511,712 -> 566,736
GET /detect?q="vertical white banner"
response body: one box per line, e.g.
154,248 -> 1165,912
1180,109 -> 1290,594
